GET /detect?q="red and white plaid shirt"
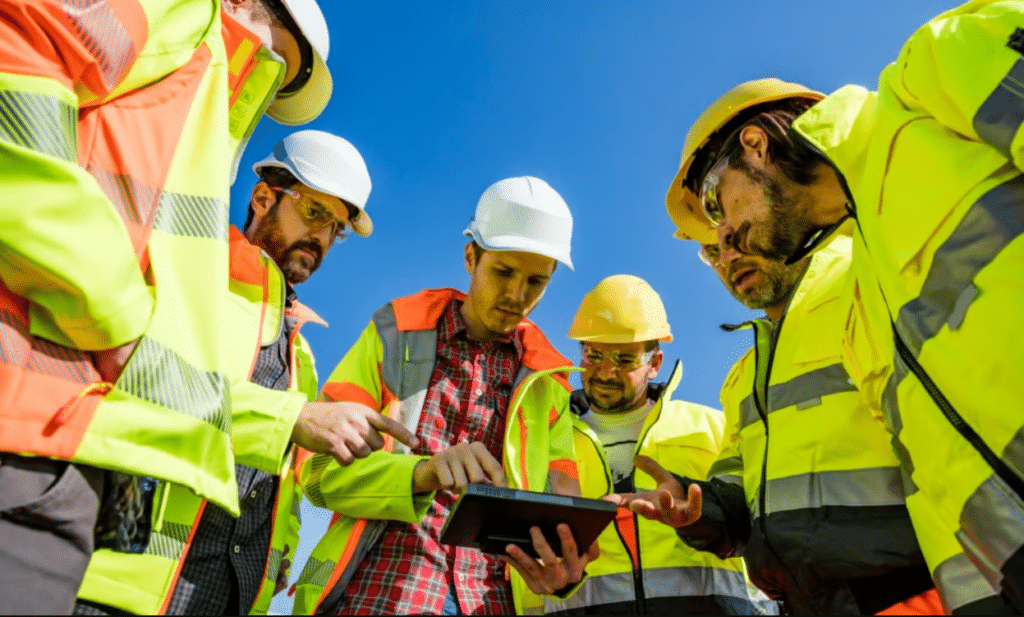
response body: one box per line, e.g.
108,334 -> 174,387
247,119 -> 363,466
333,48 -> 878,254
338,299 -> 523,615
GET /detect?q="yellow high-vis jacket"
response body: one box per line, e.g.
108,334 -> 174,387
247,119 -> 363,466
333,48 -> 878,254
693,236 -> 935,614
290,288 -> 581,615
77,227 -> 321,615
0,0 -> 288,515
515,361 -> 777,615
792,0 -> 1024,610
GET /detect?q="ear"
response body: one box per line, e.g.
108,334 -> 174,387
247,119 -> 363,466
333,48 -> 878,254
646,349 -> 664,380
739,125 -> 770,166
251,182 -> 277,218
464,241 -> 477,275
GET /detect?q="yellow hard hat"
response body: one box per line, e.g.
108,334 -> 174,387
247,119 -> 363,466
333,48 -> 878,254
568,275 -> 672,344
665,78 -> 825,244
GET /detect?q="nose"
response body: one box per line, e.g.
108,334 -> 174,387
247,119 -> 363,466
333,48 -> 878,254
717,241 -> 743,268
505,278 -> 528,304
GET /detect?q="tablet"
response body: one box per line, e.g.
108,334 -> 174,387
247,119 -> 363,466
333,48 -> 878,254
438,484 -> 618,559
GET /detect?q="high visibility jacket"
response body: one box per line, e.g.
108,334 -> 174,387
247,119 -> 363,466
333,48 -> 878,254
0,0 -> 288,514
76,227 -> 321,615
515,361 -> 777,615
791,1 -> 1024,609
704,235 -> 933,615
290,288 -> 580,615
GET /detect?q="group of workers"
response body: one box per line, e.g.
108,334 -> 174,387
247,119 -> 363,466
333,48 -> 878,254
0,0 -> 1022,615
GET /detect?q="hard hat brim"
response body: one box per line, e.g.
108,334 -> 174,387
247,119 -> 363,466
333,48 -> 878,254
266,51 -> 332,126
464,227 -> 574,271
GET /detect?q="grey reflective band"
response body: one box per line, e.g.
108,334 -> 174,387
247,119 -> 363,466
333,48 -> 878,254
0,89 -> 77,162
760,467 -> 905,515
974,58 -> 1024,159
957,474 -> 1024,588
62,0 -> 135,88
895,175 -> 1024,356
265,547 -> 283,582
709,456 -> 743,479
297,556 -> 333,589
933,550 -> 1002,612
153,191 -> 228,240
142,520 -> 189,559
302,453 -> 332,508
89,168 -> 161,225
0,309 -> 95,384
117,336 -> 229,432
739,363 -> 858,430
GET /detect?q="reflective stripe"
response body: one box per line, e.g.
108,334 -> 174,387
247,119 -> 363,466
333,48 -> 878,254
265,547 -> 283,582
895,174 -> 1024,356
933,551 -> 1002,612
757,467 -> 905,517
302,453 -> 332,508
153,191 -> 228,240
0,89 -> 76,161
957,474 -> 1024,590
0,309 -> 95,383
974,57 -> 1024,159
61,0 -> 136,88
708,456 -> 743,479
89,167 -> 161,226
542,567 -> 763,613
739,363 -> 857,430
298,556 -> 334,589
142,521 -> 189,559
117,336 -> 228,432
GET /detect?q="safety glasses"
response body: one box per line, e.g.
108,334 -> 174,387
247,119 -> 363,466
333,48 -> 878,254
270,187 -> 349,242
581,346 -> 655,371
699,153 -> 730,227
697,243 -> 721,268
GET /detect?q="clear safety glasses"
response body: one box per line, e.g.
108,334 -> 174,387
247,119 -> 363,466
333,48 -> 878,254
270,187 -> 350,242
699,154 -> 730,227
581,346 -> 656,371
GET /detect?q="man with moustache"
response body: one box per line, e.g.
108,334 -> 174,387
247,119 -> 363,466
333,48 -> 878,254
291,176 -> 597,615
611,135 -> 949,613
662,4 -> 1024,610
73,130 -> 419,616
514,274 -> 776,615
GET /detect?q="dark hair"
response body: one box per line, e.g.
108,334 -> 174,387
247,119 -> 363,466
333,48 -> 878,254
468,241 -> 558,274
644,340 -> 660,353
688,97 -> 824,191
244,167 -> 300,231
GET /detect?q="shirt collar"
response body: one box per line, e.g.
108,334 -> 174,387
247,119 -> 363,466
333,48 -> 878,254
441,299 -> 523,356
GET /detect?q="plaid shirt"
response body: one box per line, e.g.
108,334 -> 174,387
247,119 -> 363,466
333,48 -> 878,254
338,299 -> 522,615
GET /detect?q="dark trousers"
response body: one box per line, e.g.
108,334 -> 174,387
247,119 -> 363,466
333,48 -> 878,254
0,454 -> 103,615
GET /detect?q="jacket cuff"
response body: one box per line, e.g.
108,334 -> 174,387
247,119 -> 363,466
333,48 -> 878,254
231,381 -> 308,474
29,282 -> 155,350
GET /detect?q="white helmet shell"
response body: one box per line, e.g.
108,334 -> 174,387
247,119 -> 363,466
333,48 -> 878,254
253,129 -> 374,237
464,176 -> 574,270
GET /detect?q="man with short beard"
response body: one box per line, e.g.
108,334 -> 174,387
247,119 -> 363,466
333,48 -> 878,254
611,130 -> 949,612
514,274 -> 776,615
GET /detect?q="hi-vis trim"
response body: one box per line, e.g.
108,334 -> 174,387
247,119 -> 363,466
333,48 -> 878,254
266,547 -> 283,582
957,474 -> 1024,597
90,167 -> 162,227
298,556 -> 334,589
754,466 -> 905,518
738,363 -> 857,430
153,191 -> 229,240
709,456 -> 743,479
0,89 -> 76,161
894,175 -> 1024,357
118,337 -> 229,432
143,521 -> 190,560
303,453 -> 333,508
61,0 -> 135,89
0,309 -> 95,383
974,58 -> 1024,159
932,550 -> 1003,612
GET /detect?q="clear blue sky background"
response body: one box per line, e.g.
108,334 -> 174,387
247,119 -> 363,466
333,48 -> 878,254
245,1 -> 957,611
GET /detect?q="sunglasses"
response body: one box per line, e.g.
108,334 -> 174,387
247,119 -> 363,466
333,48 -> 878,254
697,243 -> 721,268
699,153 -> 730,227
581,347 -> 655,371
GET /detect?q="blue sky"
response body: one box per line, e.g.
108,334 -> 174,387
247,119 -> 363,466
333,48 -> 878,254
245,1 -> 958,611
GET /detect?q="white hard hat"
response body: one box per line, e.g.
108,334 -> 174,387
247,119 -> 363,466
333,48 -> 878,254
253,129 -> 374,237
463,176 -> 574,270
266,0 -> 333,126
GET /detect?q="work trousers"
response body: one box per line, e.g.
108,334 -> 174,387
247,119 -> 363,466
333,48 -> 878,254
0,454 -> 103,615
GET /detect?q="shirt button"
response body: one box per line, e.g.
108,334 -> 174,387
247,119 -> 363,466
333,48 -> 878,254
475,388 -> 483,396
233,545 -> 241,554
249,490 -> 258,499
